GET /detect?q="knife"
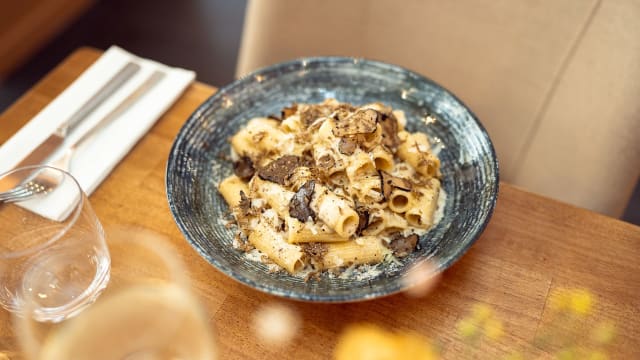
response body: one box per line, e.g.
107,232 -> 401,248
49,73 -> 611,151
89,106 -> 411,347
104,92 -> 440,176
49,69 -> 166,171
11,61 -> 141,170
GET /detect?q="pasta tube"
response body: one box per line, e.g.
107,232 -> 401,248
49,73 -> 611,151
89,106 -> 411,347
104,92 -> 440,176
287,220 -> 349,243
397,132 -> 440,177
311,184 -> 359,238
405,178 -> 441,228
322,236 -> 391,268
345,150 -> 376,182
230,118 -> 288,161
249,221 -> 304,273
218,175 -> 250,208
362,209 -> 409,236
371,145 -> 394,172
388,188 -> 412,213
251,177 -> 294,219
280,114 -> 303,133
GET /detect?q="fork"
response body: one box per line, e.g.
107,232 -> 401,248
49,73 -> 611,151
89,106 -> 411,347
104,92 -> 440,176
0,169 -> 60,203
0,181 -> 49,203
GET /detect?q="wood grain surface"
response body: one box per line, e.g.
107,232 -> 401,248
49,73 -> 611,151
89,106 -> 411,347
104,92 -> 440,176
1,48 -> 639,359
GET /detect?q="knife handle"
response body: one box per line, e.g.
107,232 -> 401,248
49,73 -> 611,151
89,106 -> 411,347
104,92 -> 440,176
72,70 -> 166,148
55,61 -> 141,137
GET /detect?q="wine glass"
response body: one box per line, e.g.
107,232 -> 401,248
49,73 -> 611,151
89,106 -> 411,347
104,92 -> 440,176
14,226 -> 216,360
0,165 -> 110,323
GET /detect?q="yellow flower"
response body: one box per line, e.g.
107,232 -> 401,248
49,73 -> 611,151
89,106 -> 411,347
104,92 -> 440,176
503,351 -> 524,360
396,332 -> 439,360
456,318 -> 479,339
591,321 -> 616,345
549,288 -> 571,312
471,303 -> 493,322
555,347 -> 577,360
333,323 -> 438,360
569,289 -> 593,315
587,350 -> 609,360
334,324 -> 396,360
484,318 -> 504,340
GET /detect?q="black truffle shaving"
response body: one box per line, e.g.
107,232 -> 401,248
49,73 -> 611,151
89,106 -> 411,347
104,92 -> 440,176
233,156 -> 255,181
238,190 -> 251,216
379,112 -> 400,151
379,171 -> 413,199
332,109 -> 379,137
302,242 -> 328,267
282,104 -> 298,119
289,181 -> 316,222
355,205 -> 369,236
257,155 -> 303,185
385,233 -> 419,257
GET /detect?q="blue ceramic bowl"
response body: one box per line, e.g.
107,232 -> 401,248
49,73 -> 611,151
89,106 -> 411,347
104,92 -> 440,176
166,58 -> 498,302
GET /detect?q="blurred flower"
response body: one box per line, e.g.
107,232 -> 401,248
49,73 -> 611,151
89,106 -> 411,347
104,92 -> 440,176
456,318 -> 479,340
555,347 -> 577,360
554,348 -> 609,360
569,289 -> 593,316
252,302 -> 300,346
591,321 -> 615,345
334,324 -> 438,360
401,260 -> 442,298
484,318 -> 504,340
549,288 -> 572,312
331,287 -> 614,359
456,303 -> 503,342
471,304 -> 493,323
587,350 -> 609,360
503,351 -> 524,360
549,288 -> 594,316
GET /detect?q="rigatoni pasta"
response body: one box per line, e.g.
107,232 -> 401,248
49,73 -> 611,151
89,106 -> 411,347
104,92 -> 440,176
219,99 -> 444,276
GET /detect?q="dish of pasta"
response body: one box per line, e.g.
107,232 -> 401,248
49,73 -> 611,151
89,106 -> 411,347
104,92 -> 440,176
218,99 -> 444,276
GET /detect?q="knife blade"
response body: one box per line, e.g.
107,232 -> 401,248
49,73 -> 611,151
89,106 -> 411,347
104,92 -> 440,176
49,69 -> 166,171
12,61 -> 141,170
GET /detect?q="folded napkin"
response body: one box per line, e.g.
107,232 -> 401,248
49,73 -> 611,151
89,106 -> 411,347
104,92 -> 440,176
0,46 -> 196,221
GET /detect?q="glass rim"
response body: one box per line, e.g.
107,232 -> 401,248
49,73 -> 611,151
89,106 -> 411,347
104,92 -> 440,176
0,165 -> 86,259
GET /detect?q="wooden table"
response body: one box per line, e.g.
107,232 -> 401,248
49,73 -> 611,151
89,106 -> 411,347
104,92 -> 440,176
1,48 -> 639,359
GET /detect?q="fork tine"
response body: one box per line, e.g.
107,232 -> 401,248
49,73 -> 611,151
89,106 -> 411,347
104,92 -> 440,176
0,193 -> 26,202
0,188 -> 31,202
1,194 -> 31,204
0,181 -> 47,203
0,186 -> 29,200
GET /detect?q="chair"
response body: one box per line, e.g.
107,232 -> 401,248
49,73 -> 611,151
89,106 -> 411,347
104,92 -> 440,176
235,0 -> 640,218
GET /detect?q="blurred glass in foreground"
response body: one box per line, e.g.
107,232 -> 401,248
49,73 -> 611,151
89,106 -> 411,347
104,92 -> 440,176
13,226 -> 216,360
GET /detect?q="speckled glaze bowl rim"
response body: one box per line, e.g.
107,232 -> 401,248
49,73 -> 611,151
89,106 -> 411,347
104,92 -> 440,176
166,56 -> 499,302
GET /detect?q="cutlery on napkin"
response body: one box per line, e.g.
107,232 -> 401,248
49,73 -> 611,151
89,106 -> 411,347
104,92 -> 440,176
10,61 -> 141,175
0,46 -> 196,220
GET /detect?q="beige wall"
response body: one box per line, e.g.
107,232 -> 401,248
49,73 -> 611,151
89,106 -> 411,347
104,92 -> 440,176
236,0 -> 640,217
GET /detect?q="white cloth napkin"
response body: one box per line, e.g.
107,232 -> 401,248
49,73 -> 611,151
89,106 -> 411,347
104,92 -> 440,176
0,46 -> 196,220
